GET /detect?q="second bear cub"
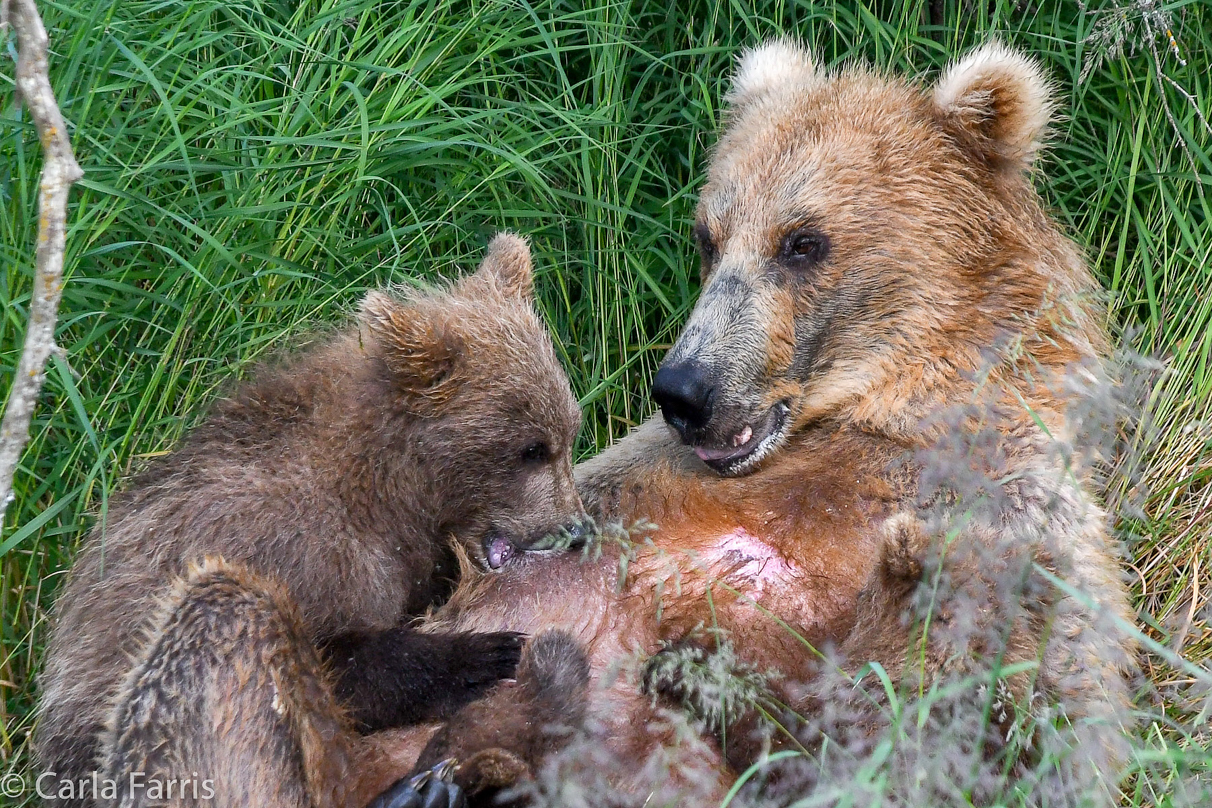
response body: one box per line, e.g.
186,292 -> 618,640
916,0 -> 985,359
35,234 -> 587,803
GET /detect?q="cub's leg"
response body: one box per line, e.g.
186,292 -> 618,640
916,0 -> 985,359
323,627 -> 524,732
414,631 -> 591,806
98,558 -> 448,808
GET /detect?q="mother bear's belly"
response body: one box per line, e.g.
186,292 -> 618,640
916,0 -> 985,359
437,515 -> 889,691
564,418 -> 909,676
400,425 -> 908,801
430,420 -> 908,714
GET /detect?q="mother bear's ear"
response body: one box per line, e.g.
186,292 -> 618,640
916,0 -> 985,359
932,40 -> 1054,172
726,37 -> 817,107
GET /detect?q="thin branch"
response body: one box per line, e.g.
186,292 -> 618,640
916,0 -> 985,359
0,0 -> 83,518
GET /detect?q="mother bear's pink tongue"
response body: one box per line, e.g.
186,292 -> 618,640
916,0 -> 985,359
694,425 -> 754,461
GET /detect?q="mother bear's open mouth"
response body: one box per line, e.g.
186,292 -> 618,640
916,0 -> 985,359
691,399 -> 790,476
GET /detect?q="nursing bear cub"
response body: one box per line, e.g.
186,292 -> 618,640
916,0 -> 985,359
34,235 -> 586,807
412,40 -> 1136,807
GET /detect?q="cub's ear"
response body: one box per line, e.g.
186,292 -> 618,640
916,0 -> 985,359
932,41 -> 1054,171
358,290 -> 463,406
472,232 -> 534,301
727,37 -> 816,107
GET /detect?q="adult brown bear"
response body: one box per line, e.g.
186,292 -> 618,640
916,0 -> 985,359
410,38 -> 1137,808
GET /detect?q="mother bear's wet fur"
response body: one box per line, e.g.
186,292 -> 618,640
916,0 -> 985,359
415,39 -> 1135,807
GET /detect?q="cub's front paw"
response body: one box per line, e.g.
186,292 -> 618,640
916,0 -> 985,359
450,631 -> 526,692
368,759 -> 465,808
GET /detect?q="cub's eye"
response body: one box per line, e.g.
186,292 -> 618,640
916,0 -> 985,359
520,441 -> 550,464
783,230 -> 830,265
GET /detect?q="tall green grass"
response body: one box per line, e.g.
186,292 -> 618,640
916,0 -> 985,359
1,0 -> 1208,801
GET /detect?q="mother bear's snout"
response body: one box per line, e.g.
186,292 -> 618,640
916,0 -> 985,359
652,360 -> 715,440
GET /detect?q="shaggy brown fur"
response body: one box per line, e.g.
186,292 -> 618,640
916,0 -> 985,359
62,40 -> 1136,808
34,234 -> 586,806
413,630 -> 593,803
399,40 -> 1136,806
100,557 -> 442,808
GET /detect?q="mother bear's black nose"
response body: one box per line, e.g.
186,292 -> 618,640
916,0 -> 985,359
652,361 -> 714,438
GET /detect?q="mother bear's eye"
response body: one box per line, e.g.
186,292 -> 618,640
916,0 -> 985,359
783,229 -> 830,265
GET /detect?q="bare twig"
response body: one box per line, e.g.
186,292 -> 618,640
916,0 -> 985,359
0,0 -> 83,517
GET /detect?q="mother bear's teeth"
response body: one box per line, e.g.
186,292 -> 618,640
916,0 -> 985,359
734,426 -> 753,447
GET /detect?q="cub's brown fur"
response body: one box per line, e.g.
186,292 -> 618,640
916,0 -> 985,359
35,235 -> 585,806
409,41 -> 1136,805
99,557 -> 446,808
413,631 -> 593,801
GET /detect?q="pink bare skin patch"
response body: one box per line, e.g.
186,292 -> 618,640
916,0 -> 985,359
689,527 -> 799,601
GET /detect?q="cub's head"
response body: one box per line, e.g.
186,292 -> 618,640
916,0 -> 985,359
653,40 -> 1102,475
359,234 -> 586,568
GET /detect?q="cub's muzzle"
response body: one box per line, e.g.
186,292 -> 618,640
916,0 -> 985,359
482,516 -> 593,570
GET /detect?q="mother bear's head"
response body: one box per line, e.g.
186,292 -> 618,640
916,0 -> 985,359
652,40 -> 1105,476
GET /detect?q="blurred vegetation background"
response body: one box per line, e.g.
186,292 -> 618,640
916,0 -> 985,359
1,0 -> 1209,798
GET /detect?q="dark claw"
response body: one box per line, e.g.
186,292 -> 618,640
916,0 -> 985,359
524,517 -> 595,554
562,517 -> 593,549
457,631 -> 525,689
368,759 -> 465,808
